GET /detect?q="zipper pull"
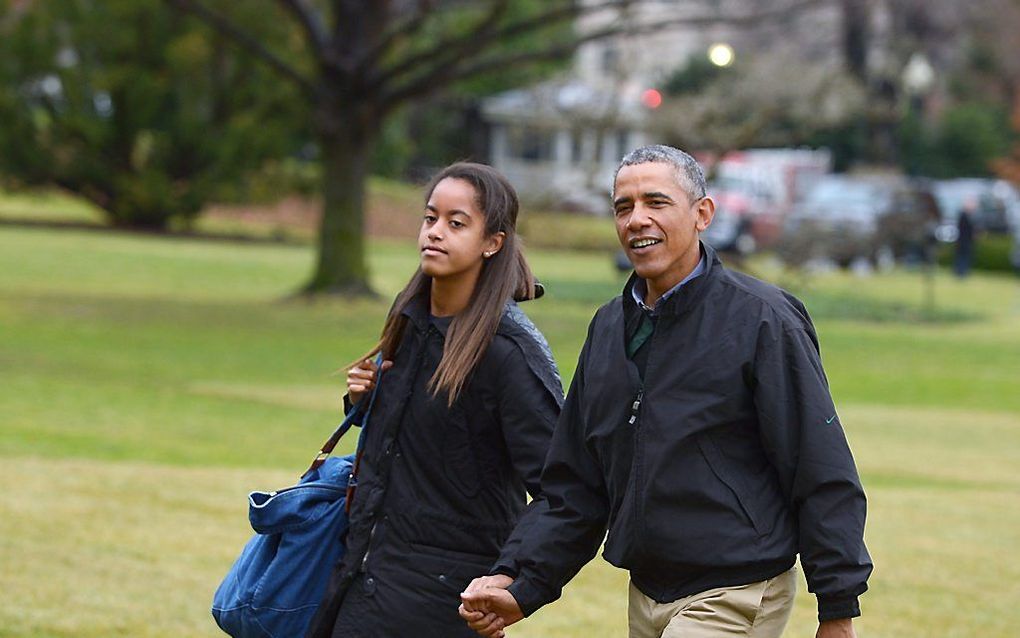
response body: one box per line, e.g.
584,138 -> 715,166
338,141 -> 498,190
628,390 -> 644,425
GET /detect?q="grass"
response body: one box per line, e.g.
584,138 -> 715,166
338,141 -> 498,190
2,222 -> 1020,637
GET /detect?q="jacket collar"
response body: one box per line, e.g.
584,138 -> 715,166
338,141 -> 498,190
622,241 -> 722,318
400,289 -> 532,336
401,291 -> 432,332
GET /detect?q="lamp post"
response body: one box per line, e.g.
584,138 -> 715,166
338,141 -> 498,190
902,52 -> 938,318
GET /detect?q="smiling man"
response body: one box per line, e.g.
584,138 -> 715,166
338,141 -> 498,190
460,145 -> 872,638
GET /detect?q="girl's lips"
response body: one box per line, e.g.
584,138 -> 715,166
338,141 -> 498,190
422,246 -> 447,256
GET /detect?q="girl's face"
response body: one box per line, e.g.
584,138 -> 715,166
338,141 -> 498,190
419,177 -> 503,281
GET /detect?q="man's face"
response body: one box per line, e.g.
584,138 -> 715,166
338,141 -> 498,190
613,162 -> 714,293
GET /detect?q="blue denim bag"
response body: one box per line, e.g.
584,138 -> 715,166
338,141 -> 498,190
212,362 -> 381,638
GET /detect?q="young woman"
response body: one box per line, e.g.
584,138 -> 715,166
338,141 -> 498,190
305,163 -> 563,638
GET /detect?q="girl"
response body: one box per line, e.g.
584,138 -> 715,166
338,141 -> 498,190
306,163 -> 563,638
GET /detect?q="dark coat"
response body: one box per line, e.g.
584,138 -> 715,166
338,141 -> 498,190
496,245 -> 873,623
306,296 -> 563,638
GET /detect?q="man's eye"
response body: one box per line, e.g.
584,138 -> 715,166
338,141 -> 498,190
614,206 -> 631,216
649,200 -> 668,207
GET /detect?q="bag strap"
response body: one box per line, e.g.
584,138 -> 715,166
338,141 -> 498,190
301,354 -> 384,479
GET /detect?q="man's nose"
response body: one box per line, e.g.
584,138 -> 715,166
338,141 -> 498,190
627,205 -> 653,231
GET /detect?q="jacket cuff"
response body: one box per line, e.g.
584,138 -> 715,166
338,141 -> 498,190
342,394 -> 367,425
489,563 -> 519,579
817,594 -> 861,622
506,578 -> 547,619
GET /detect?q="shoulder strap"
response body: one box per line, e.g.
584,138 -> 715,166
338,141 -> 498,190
301,354 -> 384,479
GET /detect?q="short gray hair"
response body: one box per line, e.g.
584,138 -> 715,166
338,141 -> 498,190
612,144 -> 706,201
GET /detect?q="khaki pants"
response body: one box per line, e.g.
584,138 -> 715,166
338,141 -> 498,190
628,567 -> 797,638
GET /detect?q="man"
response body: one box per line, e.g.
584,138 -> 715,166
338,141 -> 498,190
955,196 -> 976,278
460,145 -> 872,638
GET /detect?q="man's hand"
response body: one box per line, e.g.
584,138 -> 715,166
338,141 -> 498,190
459,575 -> 523,637
816,618 -> 856,638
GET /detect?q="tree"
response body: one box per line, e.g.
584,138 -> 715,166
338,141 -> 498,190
0,0 -> 308,228
652,50 -> 865,154
165,0 -> 827,296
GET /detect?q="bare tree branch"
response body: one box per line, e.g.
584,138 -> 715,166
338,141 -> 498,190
164,0 -> 316,95
382,0 -> 828,107
375,0 -> 636,89
360,0 -> 438,68
373,0 -> 512,87
277,0 -> 329,59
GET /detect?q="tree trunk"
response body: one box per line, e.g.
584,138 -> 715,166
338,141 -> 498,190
302,117 -> 378,296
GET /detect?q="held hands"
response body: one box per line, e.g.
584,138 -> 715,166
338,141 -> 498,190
816,618 -> 857,638
347,358 -> 393,405
459,575 -> 523,638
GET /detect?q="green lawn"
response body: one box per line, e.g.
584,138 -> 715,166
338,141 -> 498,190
2,224 -> 1019,637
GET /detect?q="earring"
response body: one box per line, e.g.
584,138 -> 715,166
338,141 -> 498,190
483,251 -> 493,258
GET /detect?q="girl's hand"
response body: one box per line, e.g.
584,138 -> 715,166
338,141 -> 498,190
347,358 -> 392,405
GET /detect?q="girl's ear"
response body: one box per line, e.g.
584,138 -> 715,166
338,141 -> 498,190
484,231 -> 506,258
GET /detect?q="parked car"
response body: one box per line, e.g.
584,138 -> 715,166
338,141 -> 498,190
780,175 -> 940,269
700,180 -> 767,256
1012,220 -> 1020,273
933,179 -> 1013,235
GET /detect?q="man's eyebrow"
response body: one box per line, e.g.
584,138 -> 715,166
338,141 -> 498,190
643,192 -> 676,202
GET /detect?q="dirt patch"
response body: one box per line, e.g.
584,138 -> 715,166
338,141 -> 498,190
204,192 -> 421,241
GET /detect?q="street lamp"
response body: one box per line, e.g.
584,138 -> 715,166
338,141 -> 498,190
902,52 -> 935,98
708,43 -> 735,68
902,51 -> 938,317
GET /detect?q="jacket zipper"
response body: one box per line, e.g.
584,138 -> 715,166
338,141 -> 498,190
361,521 -> 378,571
629,389 -> 644,425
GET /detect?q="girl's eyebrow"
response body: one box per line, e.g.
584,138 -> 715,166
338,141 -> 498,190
425,204 -> 471,218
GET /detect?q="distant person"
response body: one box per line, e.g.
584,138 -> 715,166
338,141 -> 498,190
305,163 -> 562,638
955,197 -> 976,278
460,145 -> 871,638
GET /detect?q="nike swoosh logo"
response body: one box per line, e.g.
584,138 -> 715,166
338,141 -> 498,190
826,414 -> 838,424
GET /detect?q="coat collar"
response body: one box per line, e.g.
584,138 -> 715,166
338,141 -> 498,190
622,241 -> 722,318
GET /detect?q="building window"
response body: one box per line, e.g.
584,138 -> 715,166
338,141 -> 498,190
571,130 -> 585,163
506,126 -> 554,163
602,46 -> 620,73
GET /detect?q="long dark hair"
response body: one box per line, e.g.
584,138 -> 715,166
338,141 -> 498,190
360,162 -> 536,404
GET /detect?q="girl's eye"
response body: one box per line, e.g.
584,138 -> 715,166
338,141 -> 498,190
450,220 -> 465,229
424,214 -> 437,223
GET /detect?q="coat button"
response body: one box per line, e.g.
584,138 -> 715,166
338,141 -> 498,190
438,574 -> 447,582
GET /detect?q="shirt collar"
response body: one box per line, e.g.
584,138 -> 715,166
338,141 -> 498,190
632,249 -> 706,314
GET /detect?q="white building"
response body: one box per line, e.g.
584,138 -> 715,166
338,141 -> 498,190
481,1 -> 849,212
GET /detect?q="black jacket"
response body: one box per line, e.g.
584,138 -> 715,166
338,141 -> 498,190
496,245 -> 872,622
306,296 -> 563,638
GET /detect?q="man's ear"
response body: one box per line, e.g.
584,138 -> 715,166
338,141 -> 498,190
695,197 -> 716,232
485,231 -> 506,257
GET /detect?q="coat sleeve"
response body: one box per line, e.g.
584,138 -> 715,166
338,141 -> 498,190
752,316 -> 873,622
489,344 -> 561,578
493,336 -> 611,618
